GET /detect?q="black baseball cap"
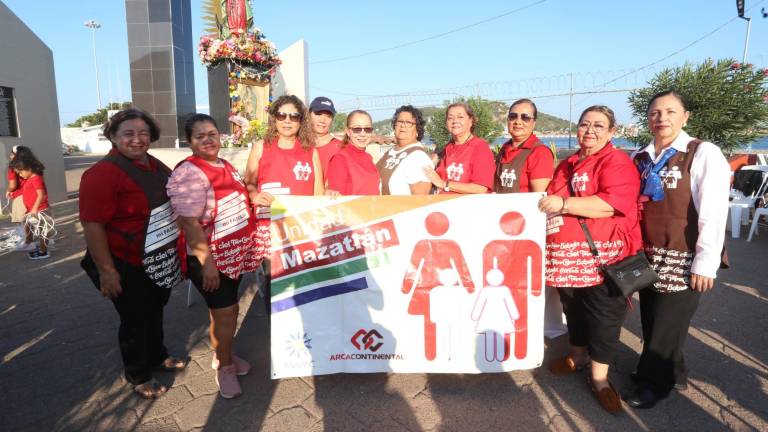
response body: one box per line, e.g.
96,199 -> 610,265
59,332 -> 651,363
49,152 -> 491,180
309,96 -> 336,115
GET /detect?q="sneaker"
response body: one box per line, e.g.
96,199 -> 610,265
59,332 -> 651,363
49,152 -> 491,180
28,249 -> 50,260
215,364 -> 242,399
211,353 -> 251,376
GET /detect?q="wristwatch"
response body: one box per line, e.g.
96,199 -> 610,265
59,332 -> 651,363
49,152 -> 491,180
443,181 -> 451,192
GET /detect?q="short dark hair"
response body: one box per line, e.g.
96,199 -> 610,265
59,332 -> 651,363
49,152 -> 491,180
184,113 -> 218,142
647,90 -> 689,112
392,105 -> 426,141
509,98 -> 538,119
103,108 -> 160,142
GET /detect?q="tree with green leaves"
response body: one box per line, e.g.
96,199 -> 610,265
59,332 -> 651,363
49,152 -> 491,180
66,102 -> 132,128
426,97 -> 504,153
628,58 -> 768,154
330,112 -> 348,133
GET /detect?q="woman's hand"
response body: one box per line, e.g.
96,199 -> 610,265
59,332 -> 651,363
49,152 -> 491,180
201,259 -> 220,292
422,167 -> 445,188
99,268 -> 122,298
252,191 -> 274,207
690,273 -> 714,292
324,189 -> 340,198
538,195 -> 565,214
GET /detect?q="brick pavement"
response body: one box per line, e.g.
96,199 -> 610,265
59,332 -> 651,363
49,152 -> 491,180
1,197 -> 766,431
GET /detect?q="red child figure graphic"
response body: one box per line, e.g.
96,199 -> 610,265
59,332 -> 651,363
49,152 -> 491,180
482,211 -> 542,360
402,211 -> 474,360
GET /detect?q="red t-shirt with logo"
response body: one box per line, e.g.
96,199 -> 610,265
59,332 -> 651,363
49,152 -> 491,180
21,174 -> 49,212
498,134 -> 555,192
79,150 -> 160,265
316,137 -> 342,180
6,167 -> 24,199
326,144 -> 381,195
435,136 -> 495,193
257,138 -> 315,196
544,143 -> 642,288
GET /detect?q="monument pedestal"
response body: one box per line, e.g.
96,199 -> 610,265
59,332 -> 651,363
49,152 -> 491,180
207,61 -> 270,136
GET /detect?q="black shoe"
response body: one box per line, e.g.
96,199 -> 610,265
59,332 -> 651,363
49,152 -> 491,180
626,385 -> 667,409
631,371 -> 687,391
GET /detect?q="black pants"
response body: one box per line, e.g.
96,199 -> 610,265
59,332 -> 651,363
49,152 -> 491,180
84,254 -> 171,385
186,257 -> 240,309
557,284 -> 628,365
636,288 -> 701,394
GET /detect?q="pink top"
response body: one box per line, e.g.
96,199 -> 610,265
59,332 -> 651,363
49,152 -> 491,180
166,160 -> 219,224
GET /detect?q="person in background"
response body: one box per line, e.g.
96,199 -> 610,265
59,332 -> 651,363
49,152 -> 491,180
79,109 -> 186,399
539,105 -> 642,415
11,155 -> 50,259
495,99 -> 554,193
423,102 -> 495,194
326,110 -> 380,195
168,114 -> 263,399
6,146 -> 37,250
626,91 -> 730,409
376,105 -> 433,195
309,96 -> 342,179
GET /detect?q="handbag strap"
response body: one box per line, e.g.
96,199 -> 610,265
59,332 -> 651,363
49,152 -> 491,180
566,177 -> 603,265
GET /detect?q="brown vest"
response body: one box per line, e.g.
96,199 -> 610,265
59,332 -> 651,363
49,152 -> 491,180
376,145 -> 427,195
494,138 -> 548,193
636,140 -> 701,292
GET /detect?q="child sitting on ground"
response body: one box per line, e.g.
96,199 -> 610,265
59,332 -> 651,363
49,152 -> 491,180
11,156 -> 51,260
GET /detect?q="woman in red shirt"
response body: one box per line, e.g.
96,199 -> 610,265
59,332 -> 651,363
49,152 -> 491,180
80,109 -> 186,399
495,99 -> 554,193
326,110 -> 381,195
538,105 -> 642,414
424,102 -> 495,194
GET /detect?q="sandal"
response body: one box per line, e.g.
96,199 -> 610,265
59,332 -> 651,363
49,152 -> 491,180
549,355 -> 589,375
154,355 -> 188,372
133,378 -> 168,399
587,375 -> 623,415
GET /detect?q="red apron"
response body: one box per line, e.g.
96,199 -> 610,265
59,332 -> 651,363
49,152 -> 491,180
185,156 -> 265,279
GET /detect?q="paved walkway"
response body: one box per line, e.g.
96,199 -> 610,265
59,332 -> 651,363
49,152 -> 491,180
0,197 -> 766,431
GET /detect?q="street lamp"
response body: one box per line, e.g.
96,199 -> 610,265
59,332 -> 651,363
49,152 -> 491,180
84,19 -> 102,109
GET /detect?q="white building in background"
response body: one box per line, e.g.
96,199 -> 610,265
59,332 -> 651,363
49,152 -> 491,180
60,126 -> 112,154
0,2 -> 66,203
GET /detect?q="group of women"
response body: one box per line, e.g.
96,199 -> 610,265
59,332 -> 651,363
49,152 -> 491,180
80,91 -> 729,413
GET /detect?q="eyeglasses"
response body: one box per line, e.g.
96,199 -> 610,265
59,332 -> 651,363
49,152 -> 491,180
395,120 -> 417,129
507,112 -> 534,123
349,127 -> 373,134
275,112 -> 302,122
577,122 -> 608,133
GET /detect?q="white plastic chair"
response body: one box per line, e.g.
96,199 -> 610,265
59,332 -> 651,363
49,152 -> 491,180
747,207 -> 768,242
729,165 -> 768,238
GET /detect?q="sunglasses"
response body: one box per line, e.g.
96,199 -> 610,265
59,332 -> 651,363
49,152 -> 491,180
507,112 -> 534,123
275,112 -> 302,122
349,127 -> 373,134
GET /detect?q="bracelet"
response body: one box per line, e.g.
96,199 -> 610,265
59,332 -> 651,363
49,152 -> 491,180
562,197 -> 569,214
443,180 -> 451,192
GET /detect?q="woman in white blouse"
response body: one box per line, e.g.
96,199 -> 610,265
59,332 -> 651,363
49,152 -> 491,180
626,91 -> 730,409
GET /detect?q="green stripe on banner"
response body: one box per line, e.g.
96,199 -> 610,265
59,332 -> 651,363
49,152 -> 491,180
272,251 -> 391,297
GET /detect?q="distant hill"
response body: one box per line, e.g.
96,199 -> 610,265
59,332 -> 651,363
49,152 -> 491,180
369,101 -> 574,136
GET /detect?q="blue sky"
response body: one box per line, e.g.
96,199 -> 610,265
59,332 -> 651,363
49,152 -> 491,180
4,0 -> 768,125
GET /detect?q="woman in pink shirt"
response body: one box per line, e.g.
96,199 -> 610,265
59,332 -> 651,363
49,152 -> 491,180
326,110 -> 381,195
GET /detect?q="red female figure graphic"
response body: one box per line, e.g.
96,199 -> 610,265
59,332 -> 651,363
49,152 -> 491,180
402,211 -> 474,360
482,211 -> 542,360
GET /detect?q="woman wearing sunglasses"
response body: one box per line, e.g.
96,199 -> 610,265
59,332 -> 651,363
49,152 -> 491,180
495,99 -> 554,193
538,105 -> 642,414
326,110 -> 380,195
423,102 -> 495,194
245,94 -> 324,200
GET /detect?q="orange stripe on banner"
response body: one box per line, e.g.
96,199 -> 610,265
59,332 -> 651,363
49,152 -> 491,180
270,195 -> 460,246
